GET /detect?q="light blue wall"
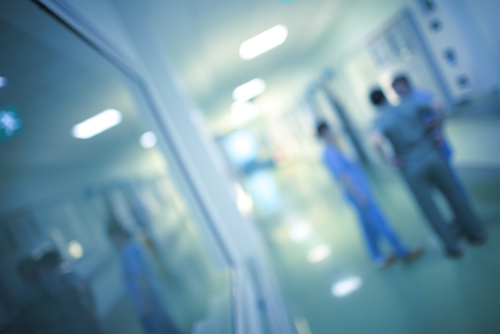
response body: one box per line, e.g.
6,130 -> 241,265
463,0 -> 500,82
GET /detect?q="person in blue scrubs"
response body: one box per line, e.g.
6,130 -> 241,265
108,222 -> 181,334
317,121 -> 422,268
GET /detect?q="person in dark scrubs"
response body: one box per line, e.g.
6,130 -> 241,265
317,121 -> 422,268
370,89 -> 486,258
391,75 -> 452,160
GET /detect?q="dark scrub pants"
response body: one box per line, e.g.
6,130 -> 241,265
375,101 -> 485,253
402,150 -> 484,252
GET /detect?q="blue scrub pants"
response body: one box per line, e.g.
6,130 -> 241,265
350,197 -> 409,264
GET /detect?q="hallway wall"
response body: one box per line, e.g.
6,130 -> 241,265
309,0 -> 500,170
463,0 -> 500,82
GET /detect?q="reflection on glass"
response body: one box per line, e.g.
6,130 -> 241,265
72,109 -> 122,139
0,3 -> 232,334
331,276 -> 362,297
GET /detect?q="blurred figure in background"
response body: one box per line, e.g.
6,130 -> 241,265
15,251 -> 101,334
15,257 -> 50,334
107,220 -> 181,334
317,121 -> 422,269
38,250 -> 102,334
392,75 -> 466,197
392,75 -> 453,163
370,89 -> 486,258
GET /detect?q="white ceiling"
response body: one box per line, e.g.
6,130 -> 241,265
147,0 -> 346,121
0,0 -> 356,170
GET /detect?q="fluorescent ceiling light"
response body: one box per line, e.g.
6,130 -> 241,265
0,76 -> 7,88
72,109 -> 122,139
331,276 -> 362,297
240,25 -> 288,60
233,78 -> 266,101
140,131 -> 157,148
307,244 -> 331,263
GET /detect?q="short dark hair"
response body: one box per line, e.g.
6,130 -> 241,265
39,250 -> 62,269
107,221 -> 132,240
392,75 -> 410,88
370,89 -> 387,106
316,121 -> 329,137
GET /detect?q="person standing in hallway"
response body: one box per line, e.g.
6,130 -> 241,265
317,121 -> 422,268
369,89 -> 486,258
391,75 -> 453,163
107,220 -> 182,334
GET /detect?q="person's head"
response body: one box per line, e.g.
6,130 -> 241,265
370,89 -> 388,107
392,75 -> 412,97
39,250 -> 62,272
107,222 -> 132,249
17,257 -> 39,282
316,120 -> 333,141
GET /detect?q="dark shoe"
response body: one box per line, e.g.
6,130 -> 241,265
376,253 -> 397,270
467,233 -> 487,246
445,247 -> 464,259
403,247 -> 424,263
450,221 -> 463,238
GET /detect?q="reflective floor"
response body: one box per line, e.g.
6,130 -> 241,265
255,149 -> 500,334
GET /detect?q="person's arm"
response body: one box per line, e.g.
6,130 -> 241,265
371,131 -> 401,167
323,150 -> 369,208
337,173 -> 369,208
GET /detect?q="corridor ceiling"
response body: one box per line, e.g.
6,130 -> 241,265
147,0 -> 346,121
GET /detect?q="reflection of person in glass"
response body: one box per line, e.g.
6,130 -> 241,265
15,251 -> 102,334
107,221 -> 181,334
15,257 -> 56,334
38,250 -> 102,334
370,89 -> 486,258
317,121 -> 422,268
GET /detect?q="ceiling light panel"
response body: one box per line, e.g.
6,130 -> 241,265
239,25 -> 288,60
233,78 -> 266,101
72,109 -> 122,139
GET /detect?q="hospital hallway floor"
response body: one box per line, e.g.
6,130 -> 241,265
255,158 -> 500,334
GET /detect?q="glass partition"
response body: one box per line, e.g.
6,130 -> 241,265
0,2 -> 232,334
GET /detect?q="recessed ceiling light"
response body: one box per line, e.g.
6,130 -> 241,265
72,109 -> 122,139
233,78 -> 266,101
240,25 -> 288,60
140,131 -> 157,148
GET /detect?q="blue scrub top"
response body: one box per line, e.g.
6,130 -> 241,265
322,144 -> 372,202
121,239 -> 165,319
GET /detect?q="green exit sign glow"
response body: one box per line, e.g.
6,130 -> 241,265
0,103 -> 23,142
